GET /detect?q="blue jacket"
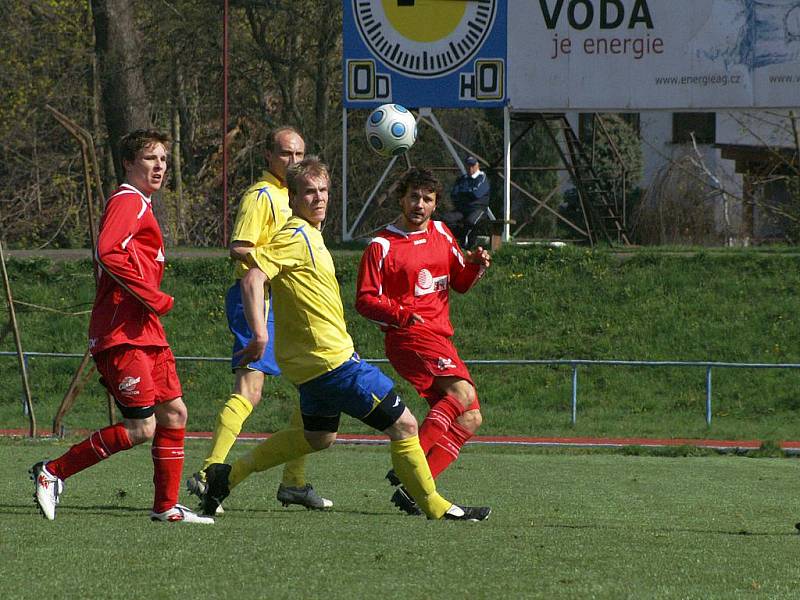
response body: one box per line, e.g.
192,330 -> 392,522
450,171 -> 490,212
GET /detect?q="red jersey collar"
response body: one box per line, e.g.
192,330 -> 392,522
385,220 -> 434,238
119,183 -> 152,203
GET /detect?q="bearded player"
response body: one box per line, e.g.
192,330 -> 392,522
355,167 -> 491,516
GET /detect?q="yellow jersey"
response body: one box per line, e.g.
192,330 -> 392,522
231,171 -> 292,279
252,216 -> 354,384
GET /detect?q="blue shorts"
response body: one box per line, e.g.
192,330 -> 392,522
225,280 -> 280,375
298,354 -> 394,420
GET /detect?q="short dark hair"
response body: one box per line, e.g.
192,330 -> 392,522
286,155 -> 330,196
119,129 -> 170,164
269,126 -> 304,152
394,168 -> 443,202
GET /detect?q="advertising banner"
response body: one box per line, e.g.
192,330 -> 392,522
509,0 -> 800,110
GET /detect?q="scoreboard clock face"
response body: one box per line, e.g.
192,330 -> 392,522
353,0 -> 498,78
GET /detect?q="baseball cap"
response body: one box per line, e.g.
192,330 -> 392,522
464,156 -> 478,166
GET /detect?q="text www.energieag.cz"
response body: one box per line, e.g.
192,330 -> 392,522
654,74 -> 800,86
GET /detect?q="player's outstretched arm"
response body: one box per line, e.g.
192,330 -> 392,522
237,266 -> 270,365
451,245 -> 490,293
464,246 -> 491,268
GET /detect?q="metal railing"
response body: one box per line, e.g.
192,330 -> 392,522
462,358 -> 800,426
4,352 -> 800,427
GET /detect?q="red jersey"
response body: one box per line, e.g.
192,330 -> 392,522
88,184 -> 174,355
356,220 -> 485,339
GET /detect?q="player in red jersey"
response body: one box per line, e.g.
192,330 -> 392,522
30,129 -> 212,524
355,167 -> 491,515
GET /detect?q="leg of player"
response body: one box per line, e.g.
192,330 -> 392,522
417,376 -> 479,454
31,401 -> 208,523
188,377 -> 331,511
31,345 -> 210,524
200,426 -> 323,517
276,403 -> 333,509
234,426 -> 322,488
424,377 -> 482,479
221,405 -> 332,509
364,390 -> 490,522
188,282 -> 265,503
186,369 -> 263,513
202,369 -> 263,471
30,420 -> 135,521
149,397 -> 213,524
190,283 -> 330,511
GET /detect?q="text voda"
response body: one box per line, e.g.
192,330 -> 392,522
540,0 -> 664,60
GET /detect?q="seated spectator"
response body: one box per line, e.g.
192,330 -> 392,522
442,156 -> 490,248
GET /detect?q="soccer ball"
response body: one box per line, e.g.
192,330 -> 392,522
365,104 -> 417,158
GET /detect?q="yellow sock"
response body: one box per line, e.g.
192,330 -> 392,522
280,404 -> 307,487
202,393 -> 253,472
229,428 -> 315,489
390,435 -> 452,519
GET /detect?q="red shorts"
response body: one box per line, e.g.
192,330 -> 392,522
94,345 -> 182,409
385,328 -> 477,409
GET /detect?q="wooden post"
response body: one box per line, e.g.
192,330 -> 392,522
741,175 -> 755,245
52,350 -> 115,436
52,349 -> 93,436
0,241 -> 36,437
490,219 -> 516,251
45,106 -> 115,435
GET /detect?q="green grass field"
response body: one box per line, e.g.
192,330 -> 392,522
3,438 -> 800,599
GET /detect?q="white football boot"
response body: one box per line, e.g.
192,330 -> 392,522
150,503 -> 214,524
30,461 -> 64,521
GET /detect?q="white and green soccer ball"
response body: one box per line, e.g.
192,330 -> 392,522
365,103 -> 417,159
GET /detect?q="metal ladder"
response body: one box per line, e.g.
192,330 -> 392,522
539,113 -> 631,246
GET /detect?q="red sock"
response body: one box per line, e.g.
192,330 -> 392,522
46,423 -> 133,480
426,421 -> 473,479
152,425 -> 185,513
418,395 -> 465,454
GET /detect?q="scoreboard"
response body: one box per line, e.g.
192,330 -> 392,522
343,0 -> 508,108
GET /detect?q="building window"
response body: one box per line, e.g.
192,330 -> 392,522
672,113 -> 716,144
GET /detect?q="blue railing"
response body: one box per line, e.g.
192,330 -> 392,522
4,352 -> 800,426
462,359 -> 800,425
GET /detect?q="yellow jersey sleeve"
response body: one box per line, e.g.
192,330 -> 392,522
231,173 -> 291,279
250,225 -> 304,282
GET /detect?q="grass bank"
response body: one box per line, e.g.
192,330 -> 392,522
2,246 -> 800,440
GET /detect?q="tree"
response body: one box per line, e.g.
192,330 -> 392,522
90,0 -> 152,182
0,1 -> 96,248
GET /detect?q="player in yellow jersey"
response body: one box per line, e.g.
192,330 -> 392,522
201,156 -> 490,521
187,127 -> 332,511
